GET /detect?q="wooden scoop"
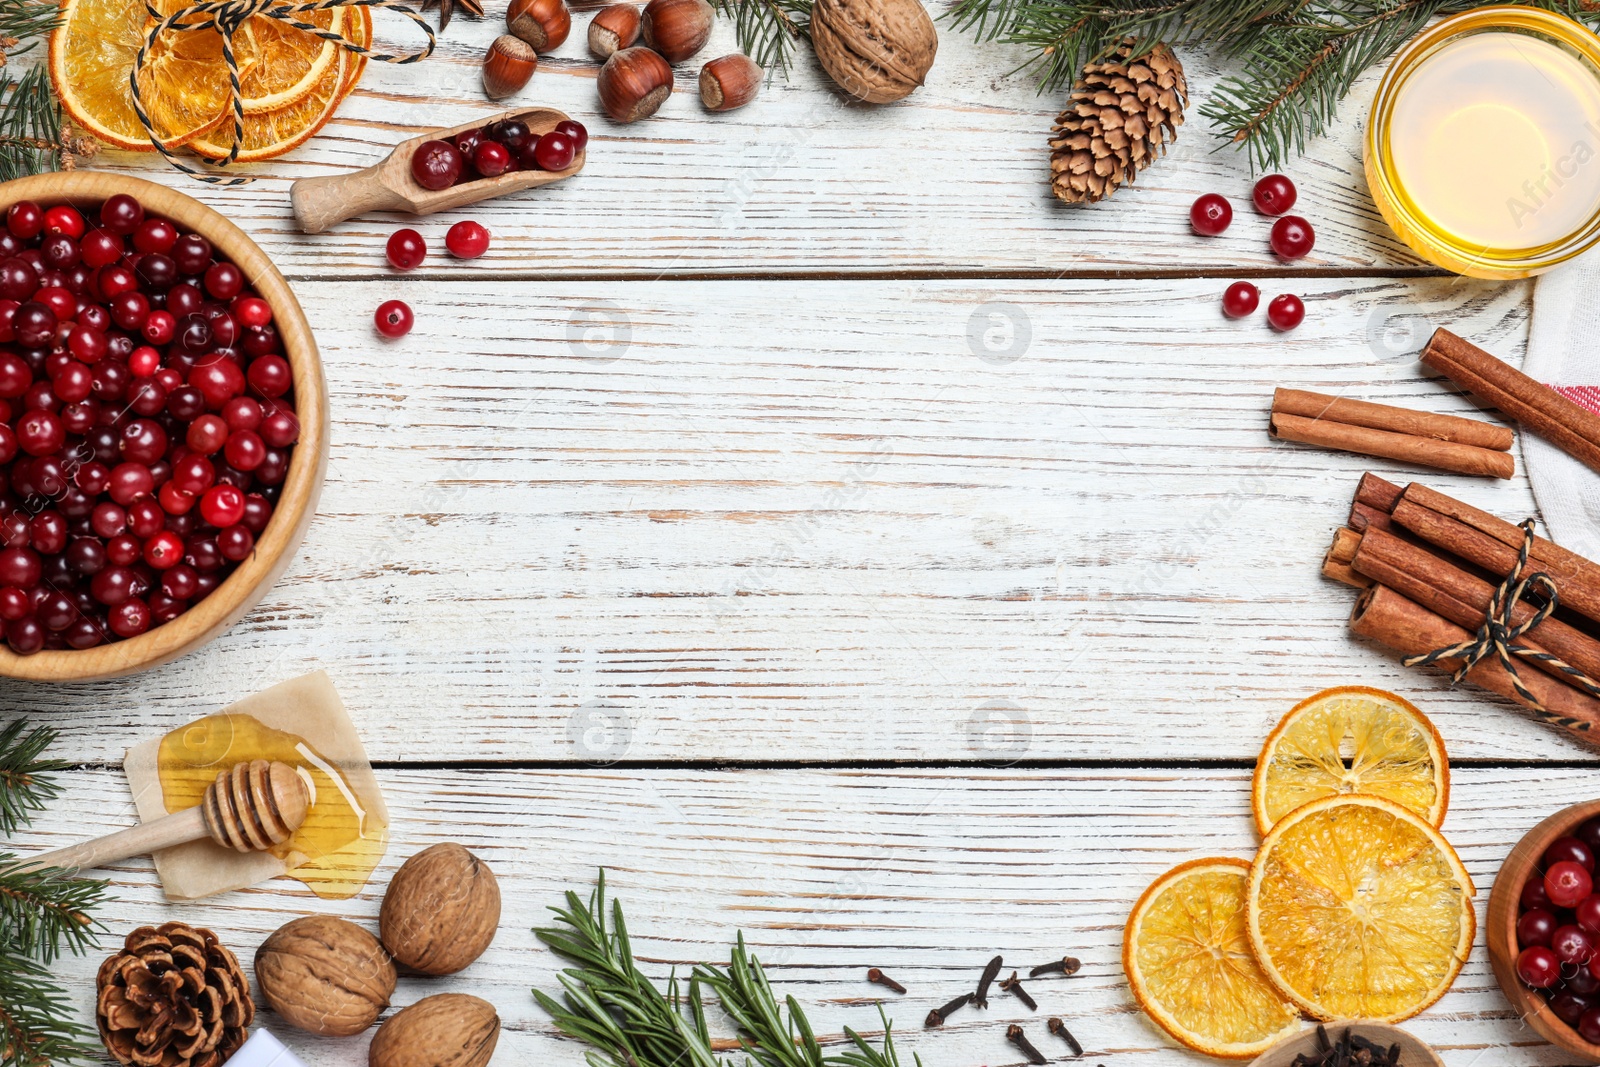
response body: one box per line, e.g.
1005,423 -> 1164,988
289,106 -> 585,234
26,759 -> 310,874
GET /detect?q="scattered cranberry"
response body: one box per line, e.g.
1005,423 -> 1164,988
375,300 -> 414,338
1252,174 -> 1297,215
0,194 -> 292,653
1270,216 -> 1315,260
1551,861 -> 1595,909
1221,281 -> 1259,319
1190,193 -> 1232,236
446,221 -> 490,260
411,140 -> 465,191
385,228 -> 427,271
1267,293 -> 1305,331
533,132 -> 576,172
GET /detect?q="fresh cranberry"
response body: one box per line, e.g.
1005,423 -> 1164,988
199,484 -> 245,527
1549,837 -> 1597,872
1269,216 -> 1315,260
533,132 -> 576,172
162,564 -> 199,599
259,409 -> 299,448
487,119 -> 534,152
1252,174 -> 1298,216
242,322 -> 279,356
186,415 -> 229,455
1190,193 -> 1232,236
411,140 -> 465,191
110,291 -> 150,331
223,430 -> 265,471
136,252 -> 177,291
166,283 -> 203,318
473,141 -> 513,178
80,229 -> 123,269
386,228 -> 427,271
132,218 -> 177,254
15,410 -> 63,456
554,119 -> 588,151
218,523 -> 254,561
171,234 -> 212,275
1551,861 -> 1596,908
1266,293 -> 1305,331
108,599 -> 150,639
375,300 -> 413,338
13,302 -> 55,348
5,617 -> 42,654
107,463 -> 154,506
242,494 -> 273,533
142,310 -> 176,345
203,261 -> 243,300
232,295 -> 272,328
5,201 -> 42,240
454,128 -> 484,160
1222,281 -> 1259,319
1582,1007 -> 1600,1045
446,220 -> 490,259
0,546 -> 39,588
246,355 -> 292,397
100,194 -> 145,236
43,206 -> 85,239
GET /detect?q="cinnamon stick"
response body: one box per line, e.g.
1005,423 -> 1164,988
1348,501 -> 1396,534
1356,472 -> 1405,513
1322,557 -> 1371,589
1270,412 -> 1514,478
1349,584 -> 1600,743
1273,388 -> 1514,450
1352,526 -> 1600,683
1328,526 -> 1361,565
1421,328 -> 1600,474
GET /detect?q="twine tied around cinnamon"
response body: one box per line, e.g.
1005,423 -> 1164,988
1404,518 -> 1600,729
130,0 -> 436,185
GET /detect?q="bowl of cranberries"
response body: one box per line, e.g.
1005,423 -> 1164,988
1490,799 -> 1600,1061
0,173 -> 325,681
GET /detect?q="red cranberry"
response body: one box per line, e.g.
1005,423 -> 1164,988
1267,293 -> 1305,331
1555,924 -> 1596,966
162,564 -> 199,598
111,291 -> 150,331
1549,837 -> 1597,872
1551,861 -> 1595,908
1252,174 -> 1298,216
143,530 -> 185,569
5,617 -> 42,654
1582,1007 -> 1600,1044
15,410 -> 63,456
454,128 -> 483,159
1518,945 -> 1563,988
246,355 -> 291,397
199,484 -> 245,527
445,220 -> 490,260
411,140 -> 465,190
1222,281 -> 1259,319
6,201 -> 42,240
242,322 -> 279,356
136,252 -> 177,292
554,119 -> 588,151
375,300 -> 413,338
259,409 -> 299,448
487,118 -> 533,151
43,206 -> 84,239
186,414 -> 229,454
97,264 -> 136,298
100,194 -> 145,236
107,463 -> 154,505
80,229 -> 122,268
218,523 -> 254,561
166,282 -> 203,318
0,257 -> 36,301
473,141 -> 513,178
14,302 -> 55,348
1269,216 -> 1315,260
223,430 -> 265,471
142,310 -> 176,345
203,261 -> 243,300
232,295 -> 271,328
1190,193 -> 1232,236
386,228 -> 427,271
0,546 -> 39,587
108,596 -> 149,636
171,234 -> 212,275
533,132 -> 576,172
242,494 -> 273,533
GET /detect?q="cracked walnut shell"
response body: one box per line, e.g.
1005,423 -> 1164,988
255,916 -> 396,1037
380,842 -> 501,975
809,0 -> 937,104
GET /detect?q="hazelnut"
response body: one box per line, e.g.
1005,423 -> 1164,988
507,0 -> 571,52
640,0 -> 712,63
482,35 -> 537,99
597,46 -> 674,123
379,842 -> 501,975
255,916 -> 396,1037
368,994 -> 499,1067
588,3 -> 642,59
699,53 -> 761,111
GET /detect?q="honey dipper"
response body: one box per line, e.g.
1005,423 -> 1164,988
25,760 -> 310,874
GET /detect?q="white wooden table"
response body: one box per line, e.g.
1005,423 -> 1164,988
8,9 -> 1583,1065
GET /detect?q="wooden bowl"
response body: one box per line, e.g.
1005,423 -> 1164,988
0,172 -> 327,681
1487,799 -> 1600,1063
1249,1022 -> 1443,1066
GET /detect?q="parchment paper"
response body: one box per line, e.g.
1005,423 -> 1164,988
123,671 -> 387,901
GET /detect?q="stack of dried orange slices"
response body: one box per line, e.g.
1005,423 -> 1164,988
50,0 -> 372,163
1122,686 -> 1474,1059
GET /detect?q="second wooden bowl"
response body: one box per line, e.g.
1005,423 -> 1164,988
1249,1021 -> 1443,1066
0,172 -> 327,682
1487,798 -> 1600,1062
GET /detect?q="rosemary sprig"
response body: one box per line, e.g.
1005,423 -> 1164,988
535,874 -> 921,1067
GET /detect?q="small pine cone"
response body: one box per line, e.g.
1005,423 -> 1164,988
97,923 -> 253,1067
1048,40 -> 1187,205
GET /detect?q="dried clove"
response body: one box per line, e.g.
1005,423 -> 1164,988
1007,1024 -> 1048,1065
1048,1016 -> 1084,1057
975,954 -> 1004,1007
1029,956 -> 1082,978
1289,1026 -> 1403,1067
866,968 -> 906,995
999,971 -> 1038,1011
923,992 -> 973,1028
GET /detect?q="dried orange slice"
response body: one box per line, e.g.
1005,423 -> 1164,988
190,48 -> 349,162
1247,794 -> 1475,1022
238,7 -> 345,113
1124,858 -> 1303,1059
51,0 -> 259,150
339,5 -> 371,99
1252,686 -> 1448,836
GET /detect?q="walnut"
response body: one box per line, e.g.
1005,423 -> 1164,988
368,994 -> 500,1067
254,916 -> 396,1036
809,0 -> 937,104
380,843 -> 501,975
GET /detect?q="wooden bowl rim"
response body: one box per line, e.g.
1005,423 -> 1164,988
0,173 -> 327,681
1486,798 -> 1600,1062
1248,1020 -> 1444,1066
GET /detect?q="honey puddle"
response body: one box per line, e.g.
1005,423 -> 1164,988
158,712 -> 388,899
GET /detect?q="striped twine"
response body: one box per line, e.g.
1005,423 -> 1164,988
130,0 -> 436,185
1404,518 -> 1600,731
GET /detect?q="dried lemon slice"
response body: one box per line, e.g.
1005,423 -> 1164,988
1124,858 -> 1303,1059
1252,686 -> 1448,836
1247,794 -> 1475,1022
50,0 -> 257,150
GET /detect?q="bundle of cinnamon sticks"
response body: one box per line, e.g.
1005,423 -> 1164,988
1324,473 -> 1600,745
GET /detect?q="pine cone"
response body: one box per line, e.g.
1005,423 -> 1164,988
96,923 -> 254,1067
1048,41 -> 1187,204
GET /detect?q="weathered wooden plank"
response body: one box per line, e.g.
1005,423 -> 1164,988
32,14 -> 1425,276
0,275 -> 1551,763
16,765 -> 1589,1066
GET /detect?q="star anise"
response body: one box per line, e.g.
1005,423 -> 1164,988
420,0 -> 482,30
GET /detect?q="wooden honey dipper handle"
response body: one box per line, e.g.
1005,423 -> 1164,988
24,760 -> 310,874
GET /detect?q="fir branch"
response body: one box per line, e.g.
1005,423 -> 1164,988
0,954 -> 100,1067
0,722 -> 63,839
0,857 -> 103,964
0,0 -> 57,47
711,0 -> 813,73
0,69 -> 64,185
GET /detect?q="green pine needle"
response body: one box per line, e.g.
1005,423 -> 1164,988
0,722 -> 65,838
0,68 -> 63,184
710,0 -> 813,73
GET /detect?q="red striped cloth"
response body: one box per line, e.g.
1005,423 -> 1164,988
1552,385 -> 1600,416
